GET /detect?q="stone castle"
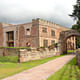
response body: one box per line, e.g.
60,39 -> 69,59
0,18 -> 76,49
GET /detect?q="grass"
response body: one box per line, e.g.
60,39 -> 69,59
0,56 -> 18,63
0,54 -> 65,79
67,50 -> 76,54
47,57 -> 80,80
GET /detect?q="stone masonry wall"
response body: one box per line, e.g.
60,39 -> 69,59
19,48 -> 60,62
19,25 -> 25,47
36,18 -> 71,47
76,49 -> 80,66
0,23 -> 3,47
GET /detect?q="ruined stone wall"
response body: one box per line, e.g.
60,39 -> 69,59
76,49 -> 80,66
0,18 -> 75,49
19,48 -> 60,62
18,25 -> 25,47
3,25 -> 17,47
17,21 -> 39,48
0,23 -> 3,47
18,18 -> 71,48
34,18 -> 71,47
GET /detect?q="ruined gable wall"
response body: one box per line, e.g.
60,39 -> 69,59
0,23 -> 3,47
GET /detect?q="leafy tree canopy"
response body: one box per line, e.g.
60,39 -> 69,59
70,0 -> 80,48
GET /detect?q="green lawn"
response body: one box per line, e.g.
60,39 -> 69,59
0,55 -> 65,79
67,50 -> 76,54
47,57 -> 80,80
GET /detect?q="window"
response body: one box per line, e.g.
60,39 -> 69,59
42,27 -> 47,33
8,42 -> 14,47
26,28 -> 30,35
51,40 -> 55,45
51,30 -> 55,36
6,31 -> 14,47
43,40 -> 48,47
26,29 -> 30,31
7,31 -> 14,40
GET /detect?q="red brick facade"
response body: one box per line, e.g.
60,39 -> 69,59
0,23 -> 3,47
0,18 -> 76,49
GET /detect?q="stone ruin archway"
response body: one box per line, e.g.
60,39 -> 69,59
59,30 -> 80,54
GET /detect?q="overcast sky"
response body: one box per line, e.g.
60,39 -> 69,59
0,0 -> 76,28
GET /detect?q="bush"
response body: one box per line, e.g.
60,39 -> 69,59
37,46 -> 46,51
48,43 -> 58,51
0,47 -> 31,49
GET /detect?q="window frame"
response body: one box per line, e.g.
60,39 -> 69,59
26,28 -> 31,35
43,39 -> 48,47
51,30 -> 55,36
42,27 -> 47,33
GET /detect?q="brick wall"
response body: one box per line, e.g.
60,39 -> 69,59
76,49 -> 80,66
0,18 -> 75,49
19,25 -> 25,47
0,23 -> 3,47
35,18 -> 71,47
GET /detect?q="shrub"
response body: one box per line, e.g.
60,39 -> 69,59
37,46 -> 46,51
48,43 -> 58,51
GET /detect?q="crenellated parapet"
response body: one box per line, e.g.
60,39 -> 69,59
32,18 -> 70,30
32,18 -> 57,27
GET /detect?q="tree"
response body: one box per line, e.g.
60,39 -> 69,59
70,0 -> 80,48
70,0 -> 80,20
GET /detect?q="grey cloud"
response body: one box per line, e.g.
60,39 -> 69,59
0,0 -> 76,28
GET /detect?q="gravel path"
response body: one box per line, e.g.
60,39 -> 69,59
2,54 -> 75,80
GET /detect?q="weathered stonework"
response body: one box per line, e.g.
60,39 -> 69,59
0,23 -> 3,47
0,18 -> 76,50
19,25 -> 25,47
59,30 -> 80,54
19,48 -> 60,62
76,49 -> 80,66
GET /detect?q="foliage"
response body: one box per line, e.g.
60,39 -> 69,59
47,58 -> 80,80
70,0 -> 80,48
48,43 -> 58,51
67,50 -> 76,54
37,46 -> 46,51
0,46 -> 31,52
69,0 -> 80,20
0,55 -> 65,79
48,45 -> 54,51
54,43 -> 58,48
0,47 -> 31,49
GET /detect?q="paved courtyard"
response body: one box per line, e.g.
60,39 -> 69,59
2,54 -> 75,80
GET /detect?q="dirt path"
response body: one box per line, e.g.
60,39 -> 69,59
2,54 -> 75,80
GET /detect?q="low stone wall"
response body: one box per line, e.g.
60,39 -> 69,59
19,48 -> 60,62
0,48 -> 19,56
76,49 -> 80,66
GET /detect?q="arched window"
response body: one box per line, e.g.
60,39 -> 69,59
26,28 -> 30,35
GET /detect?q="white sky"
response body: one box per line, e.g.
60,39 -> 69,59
0,0 -> 76,27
